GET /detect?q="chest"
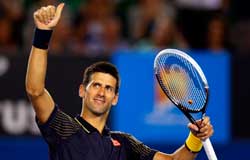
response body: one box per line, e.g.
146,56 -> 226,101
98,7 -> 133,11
56,131 -> 128,160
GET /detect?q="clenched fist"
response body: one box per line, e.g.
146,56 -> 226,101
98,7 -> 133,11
33,3 -> 65,30
188,116 -> 214,140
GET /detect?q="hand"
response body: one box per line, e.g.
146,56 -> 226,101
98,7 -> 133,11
188,116 -> 214,140
33,3 -> 65,30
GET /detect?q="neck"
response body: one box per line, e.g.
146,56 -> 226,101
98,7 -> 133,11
81,111 -> 108,134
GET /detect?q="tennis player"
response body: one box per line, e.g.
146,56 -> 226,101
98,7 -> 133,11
25,3 -> 214,160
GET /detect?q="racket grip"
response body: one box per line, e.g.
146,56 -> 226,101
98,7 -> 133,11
202,138 -> 218,160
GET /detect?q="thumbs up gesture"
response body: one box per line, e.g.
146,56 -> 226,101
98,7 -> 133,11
33,3 -> 65,30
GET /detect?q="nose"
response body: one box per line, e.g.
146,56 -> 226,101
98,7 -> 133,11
97,87 -> 105,96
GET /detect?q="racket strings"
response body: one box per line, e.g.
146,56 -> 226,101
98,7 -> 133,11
159,56 -> 187,104
183,58 -> 207,101
182,59 -> 206,110
157,55 -> 207,111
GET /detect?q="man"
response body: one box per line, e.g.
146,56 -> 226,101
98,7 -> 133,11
25,3 -> 214,160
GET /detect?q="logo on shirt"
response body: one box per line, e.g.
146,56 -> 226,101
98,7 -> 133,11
111,139 -> 121,147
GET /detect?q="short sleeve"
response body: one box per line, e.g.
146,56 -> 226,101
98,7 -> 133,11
123,133 -> 157,160
36,105 -> 80,146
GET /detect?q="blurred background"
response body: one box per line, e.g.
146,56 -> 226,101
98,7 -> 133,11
0,0 -> 250,159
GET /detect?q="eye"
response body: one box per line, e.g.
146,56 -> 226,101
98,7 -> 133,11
105,86 -> 114,93
92,82 -> 101,89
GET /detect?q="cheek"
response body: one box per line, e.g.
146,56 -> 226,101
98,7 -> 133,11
84,90 -> 94,101
86,88 -> 97,96
108,94 -> 117,103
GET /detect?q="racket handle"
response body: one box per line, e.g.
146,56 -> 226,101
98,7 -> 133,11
202,138 -> 217,160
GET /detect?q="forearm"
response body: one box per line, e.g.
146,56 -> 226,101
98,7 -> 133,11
25,46 -> 48,97
26,3 -> 59,96
26,22 -> 53,96
24,3 -> 64,124
153,117 -> 214,160
154,131 -> 203,160
172,145 -> 197,160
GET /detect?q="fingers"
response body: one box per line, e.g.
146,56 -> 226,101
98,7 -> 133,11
34,10 -> 42,23
34,6 -> 54,24
197,117 -> 214,140
188,123 -> 199,132
201,116 -> 210,127
33,3 -> 64,29
190,116 -> 214,140
48,6 -> 56,22
197,120 -> 214,140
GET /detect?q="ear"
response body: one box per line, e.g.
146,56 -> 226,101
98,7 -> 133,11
79,84 -> 85,98
112,94 -> 119,106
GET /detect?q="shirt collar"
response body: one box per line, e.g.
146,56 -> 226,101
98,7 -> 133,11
75,115 -> 110,136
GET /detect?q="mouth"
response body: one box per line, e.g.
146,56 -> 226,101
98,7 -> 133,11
93,97 -> 105,104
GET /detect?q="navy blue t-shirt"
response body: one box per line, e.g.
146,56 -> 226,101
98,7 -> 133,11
36,106 -> 157,160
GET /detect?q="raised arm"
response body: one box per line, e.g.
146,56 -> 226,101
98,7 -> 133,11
153,116 -> 214,160
25,3 -> 64,124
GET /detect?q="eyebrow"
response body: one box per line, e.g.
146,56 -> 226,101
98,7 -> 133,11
104,84 -> 115,90
88,81 -> 115,89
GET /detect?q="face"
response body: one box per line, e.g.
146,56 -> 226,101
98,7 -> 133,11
79,72 -> 118,117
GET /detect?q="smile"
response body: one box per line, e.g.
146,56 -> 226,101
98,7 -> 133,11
94,98 -> 105,104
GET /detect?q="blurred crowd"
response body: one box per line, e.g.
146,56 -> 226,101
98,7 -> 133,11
0,0 -> 248,57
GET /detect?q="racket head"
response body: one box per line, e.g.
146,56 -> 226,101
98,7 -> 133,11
154,49 -> 209,113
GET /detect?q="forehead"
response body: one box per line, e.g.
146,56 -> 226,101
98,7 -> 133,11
90,72 -> 117,86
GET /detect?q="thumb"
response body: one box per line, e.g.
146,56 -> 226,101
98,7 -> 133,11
54,3 -> 65,21
188,123 -> 199,132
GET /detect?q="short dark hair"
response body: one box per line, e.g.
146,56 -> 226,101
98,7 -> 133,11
82,61 -> 120,94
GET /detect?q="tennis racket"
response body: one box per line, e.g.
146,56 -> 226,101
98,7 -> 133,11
154,48 -> 217,160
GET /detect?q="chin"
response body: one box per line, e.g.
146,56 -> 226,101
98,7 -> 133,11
90,107 -> 108,116
92,110 -> 107,116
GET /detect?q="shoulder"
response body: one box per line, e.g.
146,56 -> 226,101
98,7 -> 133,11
111,131 -> 157,159
52,108 -> 81,130
51,107 -> 80,128
110,131 -> 132,139
110,131 -> 142,145
37,105 -> 81,139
